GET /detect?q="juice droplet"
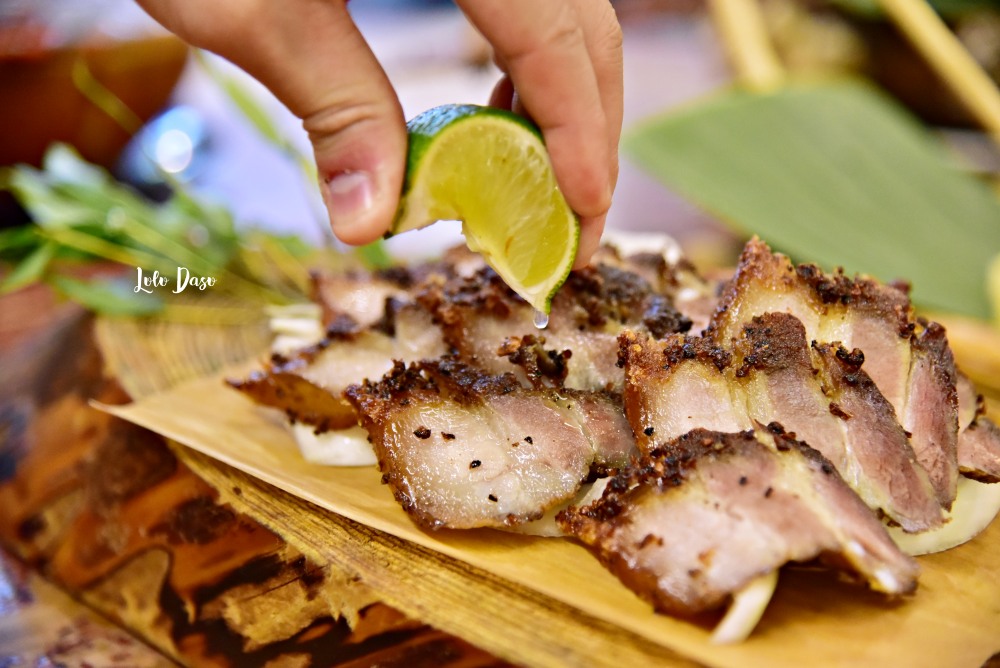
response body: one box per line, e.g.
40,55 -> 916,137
533,309 -> 549,330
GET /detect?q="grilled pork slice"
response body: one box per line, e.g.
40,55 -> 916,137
902,323 -> 960,501
955,374 -> 1000,482
416,263 -> 691,393
620,326 -> 944,532
711,238 -> 914,409
345,358 -> 638,530
619,331 -> 749,444
557,428 -> 920,616
734,313 -> 942,532
231,304 -> 446,431
310,268 -> 411,330
590,240 -> 720,333
958,419 -> 1000,482
711,238 -> 961,507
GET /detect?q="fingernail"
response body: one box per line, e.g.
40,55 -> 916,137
325,171 -> 374,230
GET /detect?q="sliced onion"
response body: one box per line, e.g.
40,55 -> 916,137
291,423 -> 377,467
711,570 -> 778,645
888,477 -> 1000,556
603,230 -> 684,265
267,304 -> 324,354
506,477 -> 613,537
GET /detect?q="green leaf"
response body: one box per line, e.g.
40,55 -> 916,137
831,0 -> 1000,18
0,241 -> 56,293
50,275 -> 164,316
624,80 -> 1000,319
259,231 -> 315,258
356,240 -> 393,269
0,225 -> 42,259
7,168 -> 97,227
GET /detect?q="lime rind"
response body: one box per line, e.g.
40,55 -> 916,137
392,104 -> 579,314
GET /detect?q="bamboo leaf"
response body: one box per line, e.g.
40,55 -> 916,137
624,80 -> 1000,319
832,0 -> 999,17
8,168 -> 97,227
0,225 -> 42,259
71,58 -> 143,134
356,240 -> 393,269
0,241 -> 57,293
51,275 -> 163,316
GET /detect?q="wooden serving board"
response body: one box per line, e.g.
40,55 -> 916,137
101,367 -> 1000,668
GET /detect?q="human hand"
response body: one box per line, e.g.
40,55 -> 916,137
134,0 -> 622,267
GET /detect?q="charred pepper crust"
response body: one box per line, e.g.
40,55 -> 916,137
733,313 -> 812,377
616,330 -> 731,377
497,334 -> 571,388
642,295 -> 693,339
415,267 -> 517,323
417,263 -> 691,341
557,427 -> 840,531
344,357 -> 522,421
711,237 -> 915,340
911,320 -> 959,415
813,341 -> 881,394
562,265 -> 654,327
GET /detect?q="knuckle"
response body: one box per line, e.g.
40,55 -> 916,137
506,5 -> 585,62
544,16 -> 587,55
302,99 -> 389,143
602,19 -> 623,54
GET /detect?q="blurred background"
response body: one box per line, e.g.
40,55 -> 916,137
1,0 -> 999,259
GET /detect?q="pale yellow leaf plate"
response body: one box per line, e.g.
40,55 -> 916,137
100,368 -> 1000,668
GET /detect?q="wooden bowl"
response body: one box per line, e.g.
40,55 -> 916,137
0,31 -> 188,169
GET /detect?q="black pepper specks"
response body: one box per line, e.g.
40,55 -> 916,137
643,426 -> 655,437
414,426 -> 431,439
442,432 -> 456,440
739,475 -> 748,486
524,436 -> 533,444
829,402 -> 852,420
764,486 -> 774,498
488,494 -> 498,502
470,460 -> 481,469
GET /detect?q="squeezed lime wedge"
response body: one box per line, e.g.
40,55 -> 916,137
392,104 -> 579,314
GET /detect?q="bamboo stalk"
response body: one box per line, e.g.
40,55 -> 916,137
708,0 -> 787,92
251,233 -> 312,294
39,226 -> 176,274
71,59 -> 144,135
878,0 -> 1000,150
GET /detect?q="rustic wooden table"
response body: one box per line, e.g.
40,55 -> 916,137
0,285 -> 513,667
4,274 -> 1000,668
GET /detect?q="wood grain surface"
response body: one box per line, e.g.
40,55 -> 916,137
5,286 -> 1000,667
103,367 -> 1000,668
0,304 -> 510,667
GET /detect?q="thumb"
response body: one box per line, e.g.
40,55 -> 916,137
298,20 -> 407,246
135,0 -> 406,245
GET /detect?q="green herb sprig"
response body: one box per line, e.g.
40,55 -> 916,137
0,144 -> 318,317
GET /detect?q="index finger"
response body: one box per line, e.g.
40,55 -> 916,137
456,0 -> 613,222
